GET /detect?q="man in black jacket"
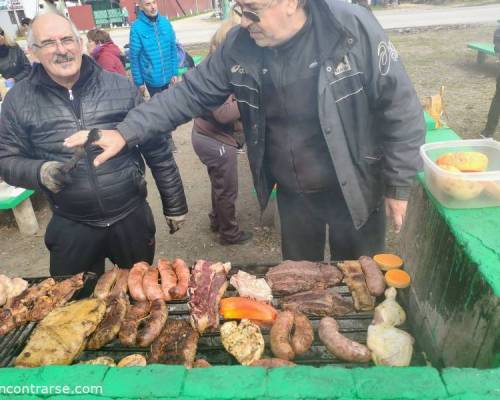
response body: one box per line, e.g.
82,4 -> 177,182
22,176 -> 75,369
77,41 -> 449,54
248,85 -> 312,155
0,13 -> 188,276
66,0 -> 425,262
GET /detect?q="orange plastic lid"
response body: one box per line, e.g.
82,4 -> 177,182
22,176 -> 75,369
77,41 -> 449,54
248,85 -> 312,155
385,269 -> 411,289
373,253 -> 404,271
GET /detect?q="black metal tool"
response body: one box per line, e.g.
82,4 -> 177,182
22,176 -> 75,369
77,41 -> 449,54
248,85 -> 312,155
60,128 -> 101,175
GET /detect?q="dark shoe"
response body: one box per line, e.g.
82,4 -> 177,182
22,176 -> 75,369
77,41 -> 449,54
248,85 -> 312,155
219,231 -> 253,246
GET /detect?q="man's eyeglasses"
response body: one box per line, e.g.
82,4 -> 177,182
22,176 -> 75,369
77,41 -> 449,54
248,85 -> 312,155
32,36 -> 76,51
233,1 -> 274,23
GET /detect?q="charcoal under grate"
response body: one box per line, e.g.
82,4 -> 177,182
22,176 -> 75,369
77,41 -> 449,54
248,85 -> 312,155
0,264 -> 425,367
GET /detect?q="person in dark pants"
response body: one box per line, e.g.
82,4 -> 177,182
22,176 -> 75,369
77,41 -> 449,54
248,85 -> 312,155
481,28 -> 500,138
0,13 -> 187,276
65,0 -> 425,263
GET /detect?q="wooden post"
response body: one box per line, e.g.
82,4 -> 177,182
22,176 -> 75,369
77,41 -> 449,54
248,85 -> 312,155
11,198 -> 39,235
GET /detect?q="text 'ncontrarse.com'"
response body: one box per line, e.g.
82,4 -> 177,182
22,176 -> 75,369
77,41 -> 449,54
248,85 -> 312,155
0,385 -> 104,395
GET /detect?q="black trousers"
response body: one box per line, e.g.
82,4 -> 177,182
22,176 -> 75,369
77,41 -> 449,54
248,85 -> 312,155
191,130 -> 242,241
276,188 -> 385,262
45,202 -> 156,276
483,72 -> 500,137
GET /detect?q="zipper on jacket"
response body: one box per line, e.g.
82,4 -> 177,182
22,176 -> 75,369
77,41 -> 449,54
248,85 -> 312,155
153,21 -> 167,86
68,89 -> 74,101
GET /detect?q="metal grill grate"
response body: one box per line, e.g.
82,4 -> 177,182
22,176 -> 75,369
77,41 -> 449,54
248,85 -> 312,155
0,264 -> 425,367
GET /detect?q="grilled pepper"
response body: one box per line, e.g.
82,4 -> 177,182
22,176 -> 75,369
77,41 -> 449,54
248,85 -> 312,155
219,297 -> 277,324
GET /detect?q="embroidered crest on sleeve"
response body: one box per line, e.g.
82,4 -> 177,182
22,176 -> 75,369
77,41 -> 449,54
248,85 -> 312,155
377,41 -> 399,76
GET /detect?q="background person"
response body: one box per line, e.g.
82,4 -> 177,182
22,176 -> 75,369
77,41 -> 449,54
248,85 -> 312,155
0,13 -> 187,277
192,18 -> 252,246
86,29 -> 126,76
480,26 -> 500,139
0,27 -> 31,85
129,0 -> 178,151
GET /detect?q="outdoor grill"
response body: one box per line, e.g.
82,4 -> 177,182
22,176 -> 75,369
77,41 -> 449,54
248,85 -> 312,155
0,264 -> 425,368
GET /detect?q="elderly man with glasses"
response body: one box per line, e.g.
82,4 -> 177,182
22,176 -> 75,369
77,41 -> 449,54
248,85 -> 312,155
66,0 -> 425,262
0,12 -> 188,277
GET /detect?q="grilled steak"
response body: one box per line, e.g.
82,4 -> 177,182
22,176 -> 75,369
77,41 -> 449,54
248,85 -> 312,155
15,298 -> 106,367
149,319 -> 199,367
119,301 -> 151,346
136,299 -> 168,347
265,261 -> 343,295
87,294 -> 128,349
281,289 -> 354,317
337,260 -> 374,311
188,260 -> 230,334
29,273 -> 85,321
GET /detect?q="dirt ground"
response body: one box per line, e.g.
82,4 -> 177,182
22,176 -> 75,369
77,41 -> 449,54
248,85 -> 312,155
0,23 -> 497,277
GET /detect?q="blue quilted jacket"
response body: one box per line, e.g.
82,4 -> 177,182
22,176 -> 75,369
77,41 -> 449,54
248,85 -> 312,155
129,11 -> 178,88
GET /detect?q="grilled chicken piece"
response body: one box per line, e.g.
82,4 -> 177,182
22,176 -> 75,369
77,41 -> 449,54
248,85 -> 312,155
94,267 -> 119,300
136,299 -> 168,347
220,320 -> 265,366
87,294 -> 128,350
119,301 -> 151,346
265,261 -> 343,295
109,268 -> 129,298
29,273 -> 85,321
15,298 -> 106,367
337,260 -> 374,311
149,319 -> 199,368
188,260 -> 230,334
281,289 -> 354,317
0,278 -> 56,335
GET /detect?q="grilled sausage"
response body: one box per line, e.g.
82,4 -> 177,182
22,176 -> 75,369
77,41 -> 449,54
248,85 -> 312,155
128,262 -> 149,302
157,259 -> 177,301
270,311 -> 295,360
109,268 -> 129,298
119,301 -> 151,346
136,299 -> 168,347
250,358 -> 296,367
193,359 -> 212,368
359,256 -> 385,297
291,311 -> 314,356
143,267 -> 164,302
94,267 -> 118,300
318,317 -> 371,363
117,354 -> 147,367
169,258 -> 190,300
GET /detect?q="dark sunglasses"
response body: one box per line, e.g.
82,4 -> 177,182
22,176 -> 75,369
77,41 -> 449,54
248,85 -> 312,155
232,1 -> 274,23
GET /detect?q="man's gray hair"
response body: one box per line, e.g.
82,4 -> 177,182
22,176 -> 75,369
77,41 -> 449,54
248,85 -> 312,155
27,12 -> 80,49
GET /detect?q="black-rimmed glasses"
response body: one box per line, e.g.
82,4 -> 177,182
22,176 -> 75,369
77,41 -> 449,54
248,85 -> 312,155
232,1 -> 275,23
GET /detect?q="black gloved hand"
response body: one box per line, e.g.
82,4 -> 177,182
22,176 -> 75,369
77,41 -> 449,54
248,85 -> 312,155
39,161 -> 72,193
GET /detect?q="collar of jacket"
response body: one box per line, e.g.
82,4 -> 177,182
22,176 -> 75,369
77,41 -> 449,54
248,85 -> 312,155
29,54 -> 99,91
227,0 -> 357,78
138,10 -> 162,25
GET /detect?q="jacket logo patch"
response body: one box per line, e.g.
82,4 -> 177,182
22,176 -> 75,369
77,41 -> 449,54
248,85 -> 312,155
231,64 -> 246,74
377,41 -> 399,76
334,56 -> 351,75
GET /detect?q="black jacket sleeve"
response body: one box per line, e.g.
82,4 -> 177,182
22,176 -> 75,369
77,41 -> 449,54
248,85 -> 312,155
139,134 -> 188,217
0,89 -> 44,190
13,45 -> 31,82
117,42 -> 232,147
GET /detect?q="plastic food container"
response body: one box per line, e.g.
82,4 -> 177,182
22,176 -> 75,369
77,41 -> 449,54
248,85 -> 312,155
420,139 -> 500,209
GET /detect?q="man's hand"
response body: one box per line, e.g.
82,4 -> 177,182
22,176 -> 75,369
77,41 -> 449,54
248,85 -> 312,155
39,161 -> 72,193
170,76 -> 179,85
165,214 -> 186,234
64,129 -> 126,167
139,85 -> 146,96
384,198 -> 408,234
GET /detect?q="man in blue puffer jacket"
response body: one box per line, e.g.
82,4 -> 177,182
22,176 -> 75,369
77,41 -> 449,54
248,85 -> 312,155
130,0 -> 178,93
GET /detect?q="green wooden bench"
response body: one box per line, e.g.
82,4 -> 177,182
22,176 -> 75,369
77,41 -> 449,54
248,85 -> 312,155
0,185 -> 39,235
467,42 -> 496,64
